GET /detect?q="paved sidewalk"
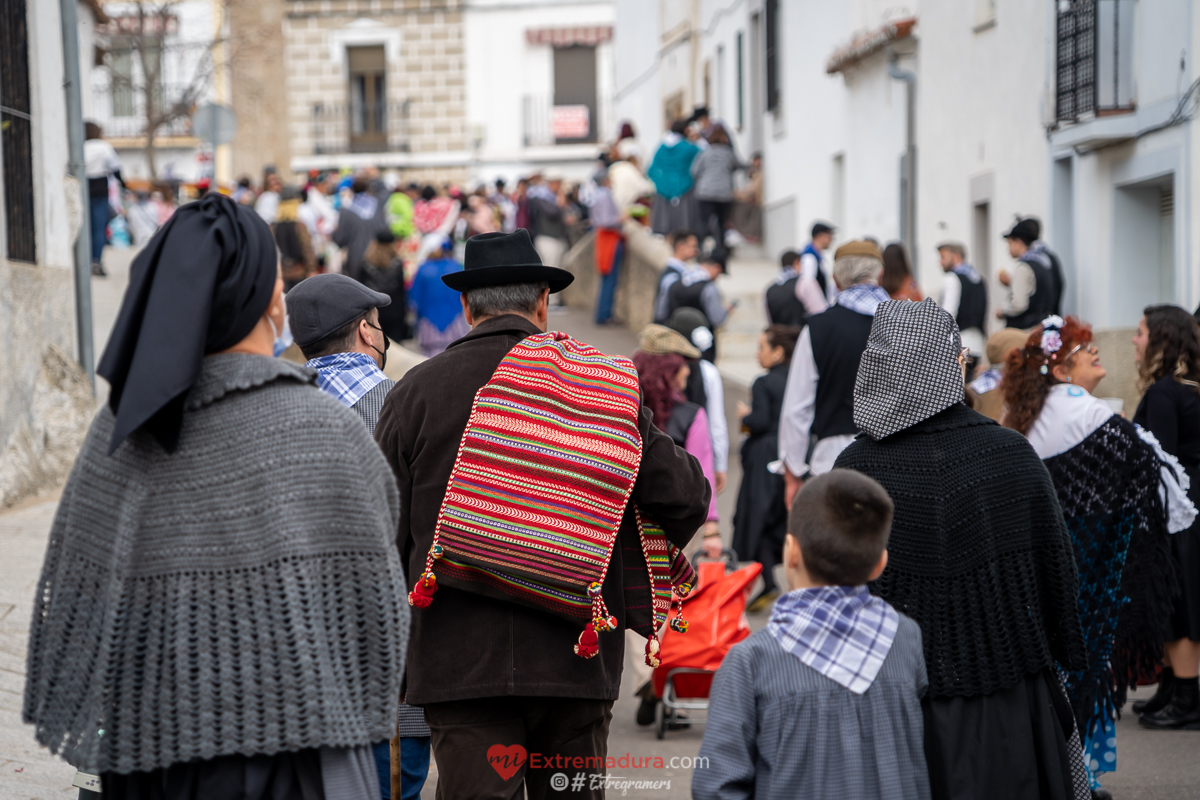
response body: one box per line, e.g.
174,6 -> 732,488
0,495 -> 77,800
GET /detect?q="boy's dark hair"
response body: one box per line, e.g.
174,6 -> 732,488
780,250 -> 800,268
670,230 -> 697,250
789,469 -> 893,586
764,324 -> 800,363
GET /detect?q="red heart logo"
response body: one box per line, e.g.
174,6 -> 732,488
486,744 -> 527,781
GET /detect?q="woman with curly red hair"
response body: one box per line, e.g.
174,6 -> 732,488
1001,315 -> 1182,796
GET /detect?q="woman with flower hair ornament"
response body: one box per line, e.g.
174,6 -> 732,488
1002,315 -> 1188,798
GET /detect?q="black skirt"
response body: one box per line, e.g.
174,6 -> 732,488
923,670 -> 1086,800
101,750 -> 324,800
1170,475 -> 1200,641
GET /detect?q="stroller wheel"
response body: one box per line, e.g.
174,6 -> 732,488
656,702 -> 666,740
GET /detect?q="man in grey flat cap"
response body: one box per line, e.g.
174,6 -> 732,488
288,272 -> 395,431
287,271 -> 434,797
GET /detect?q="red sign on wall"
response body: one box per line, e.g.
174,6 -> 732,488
551,105 -> 590,139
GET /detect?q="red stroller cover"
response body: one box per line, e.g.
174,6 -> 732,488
652,560 -> 762,698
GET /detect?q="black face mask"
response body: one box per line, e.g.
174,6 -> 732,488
365,321 -> 389,371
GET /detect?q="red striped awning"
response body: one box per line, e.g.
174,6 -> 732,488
526,26 -> 613,47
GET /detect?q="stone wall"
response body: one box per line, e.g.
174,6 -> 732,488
228,0 -> 292,182
282,0 -> 466,168
560,222 -> 671,332
0,261 -> 94,508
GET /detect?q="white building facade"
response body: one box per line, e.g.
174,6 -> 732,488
84,0 -> 222,182
464,0 -> 616,185
615,1 -> 1199,340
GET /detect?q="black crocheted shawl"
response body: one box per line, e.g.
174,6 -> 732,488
834,403 -> 1087,700
1042,415 -> 1179,739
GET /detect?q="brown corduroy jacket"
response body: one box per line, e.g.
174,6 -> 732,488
374,314 -> 710,705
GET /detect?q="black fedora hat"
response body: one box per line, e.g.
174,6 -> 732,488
441,229 -> 575,293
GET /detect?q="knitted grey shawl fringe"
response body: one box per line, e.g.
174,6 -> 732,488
23,354 -> 408,775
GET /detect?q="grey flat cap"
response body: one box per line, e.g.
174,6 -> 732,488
286,273 -> 391,347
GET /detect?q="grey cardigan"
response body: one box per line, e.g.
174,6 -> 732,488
690,143 -> 744,201
693,621 -> 930,800
23,354 -> 407,774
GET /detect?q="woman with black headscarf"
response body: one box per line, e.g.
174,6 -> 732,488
23,194 -> 408,800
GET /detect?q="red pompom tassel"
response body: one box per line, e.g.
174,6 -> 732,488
408,572 -> 438,608
644,635 -> 661,668
574,623 -> 599,658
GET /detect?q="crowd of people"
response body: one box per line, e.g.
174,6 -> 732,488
33,119 -> 1200,800
664,226 -> 1199,800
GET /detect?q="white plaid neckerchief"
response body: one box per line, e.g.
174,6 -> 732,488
768,585 -> 900,695
306,352 -> 388,408
773,266 -> 799,286
970,368 -> 1002,395
834,283 -> 892,316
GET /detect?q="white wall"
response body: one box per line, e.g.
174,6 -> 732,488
29,0 -> 74,270
1050,0 -> 1197,328
613,0 -> 663,161
464,0 -> 615,184
758,0 -> 851,259
916,0 -> 1051,307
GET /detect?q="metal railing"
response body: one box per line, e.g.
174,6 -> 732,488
86,82 -> 197,139
311,100 -> 411,155
1056,0 -> 1135,122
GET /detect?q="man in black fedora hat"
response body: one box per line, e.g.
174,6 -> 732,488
374,229 -> 710,798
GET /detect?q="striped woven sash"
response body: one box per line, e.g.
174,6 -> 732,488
409,331 -> 694,663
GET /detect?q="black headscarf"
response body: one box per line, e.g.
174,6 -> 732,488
97,193 -> 278,454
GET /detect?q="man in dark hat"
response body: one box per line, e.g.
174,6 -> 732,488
288,273 -> 395,431
998,217 -> 1057,329
1023,216 -> 1066,316
374,229 -> 710,798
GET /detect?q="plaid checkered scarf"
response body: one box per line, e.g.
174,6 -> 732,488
306,352 -> 388,408
768,585 -> 899,694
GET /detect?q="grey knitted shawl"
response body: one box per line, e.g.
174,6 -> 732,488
23,354 -> 407,775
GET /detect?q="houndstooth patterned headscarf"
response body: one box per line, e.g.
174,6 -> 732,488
854,298 -> 964,440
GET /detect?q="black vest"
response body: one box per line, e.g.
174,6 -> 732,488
668,279 -> 709,323
766,276 -> 807,328
665,401 -> 702,447
668,281 -> 717,361
953,272 -> 987,332
683,360 -> 709,411
807,305 -> 874,439
1006,258 -> 1056,330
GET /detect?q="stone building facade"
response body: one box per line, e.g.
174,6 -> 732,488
280,0 -> 468,183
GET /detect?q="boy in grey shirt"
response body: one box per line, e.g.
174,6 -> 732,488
693,469 -> 930,800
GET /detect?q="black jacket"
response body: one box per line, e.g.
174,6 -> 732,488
375,315 -> 710,704
834,404 -> 1087,699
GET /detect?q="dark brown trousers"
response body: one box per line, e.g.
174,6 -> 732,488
423,696 -> 613,800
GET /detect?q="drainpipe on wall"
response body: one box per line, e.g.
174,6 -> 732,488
889,51 -> 917,268
59,0 -> 96,389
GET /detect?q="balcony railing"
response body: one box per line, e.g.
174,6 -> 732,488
311,101 -> 412,155
87,82 -> 199,140
1056,0 -> 1135,122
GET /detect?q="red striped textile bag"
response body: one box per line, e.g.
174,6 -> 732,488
408,332 -> 694,664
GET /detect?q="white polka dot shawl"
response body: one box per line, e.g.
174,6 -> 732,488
854,298 -> 965,441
